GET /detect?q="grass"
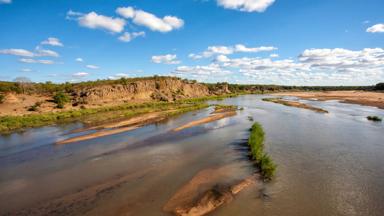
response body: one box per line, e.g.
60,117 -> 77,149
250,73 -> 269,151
367,116 -> 382,122
0,101 -> 208,134
248,122 -> 276,181
213,104 -> 238,113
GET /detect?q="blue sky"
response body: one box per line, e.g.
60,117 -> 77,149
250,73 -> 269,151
0,0 -> 383,85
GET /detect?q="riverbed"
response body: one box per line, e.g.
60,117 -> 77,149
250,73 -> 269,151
0,95 -> 383,216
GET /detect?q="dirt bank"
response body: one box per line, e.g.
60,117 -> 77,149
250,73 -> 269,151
263,98 -> 328,113
274,91 -> 384,109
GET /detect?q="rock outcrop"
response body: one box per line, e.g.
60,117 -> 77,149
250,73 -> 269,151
72,78 -> 211,105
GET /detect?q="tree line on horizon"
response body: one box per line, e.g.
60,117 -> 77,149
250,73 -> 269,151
0,76 -> 382,96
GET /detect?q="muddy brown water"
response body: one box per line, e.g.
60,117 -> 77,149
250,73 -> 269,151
0,95 -> 383,216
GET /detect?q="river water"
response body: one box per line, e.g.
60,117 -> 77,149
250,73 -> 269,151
0,95 -> 383,216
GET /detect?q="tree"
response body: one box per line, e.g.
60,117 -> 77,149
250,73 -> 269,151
374,82 -> 384,91
53,92 -> 70,108
13,77 -> 32,94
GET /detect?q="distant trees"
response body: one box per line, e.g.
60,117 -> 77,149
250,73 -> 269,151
374,83 -> 384,91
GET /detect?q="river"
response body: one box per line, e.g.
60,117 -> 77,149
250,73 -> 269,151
0,95 -> 383,216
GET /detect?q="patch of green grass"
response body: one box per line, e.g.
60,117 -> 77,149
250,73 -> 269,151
213,104 -> 238,113
0,102 -> 208,134
367,116 -> 382,122
248,122 -> 276,181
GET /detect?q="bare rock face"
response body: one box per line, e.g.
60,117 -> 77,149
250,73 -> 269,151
72,78 -> 210,105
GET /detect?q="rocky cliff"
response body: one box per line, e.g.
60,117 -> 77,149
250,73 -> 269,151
72,77 -> 212,105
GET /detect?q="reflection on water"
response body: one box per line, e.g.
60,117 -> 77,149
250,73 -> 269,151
0,95 -> 383,215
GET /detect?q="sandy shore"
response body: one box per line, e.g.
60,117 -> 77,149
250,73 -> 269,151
172,111 -> 236,132
163,165 -> 260,216
263,98 -> 328,113
57,111 -> 172,144
274,91 -> 384,109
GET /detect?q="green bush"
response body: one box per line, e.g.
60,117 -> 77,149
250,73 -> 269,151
0,94 -> 4,104
248,122 -> 276,181
53,92 -> 70,108
367,116 -> 382,122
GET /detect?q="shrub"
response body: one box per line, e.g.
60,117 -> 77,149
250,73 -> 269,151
0,94 -> 4,104
367,116 -> 382,122
248,122 -> 276,181
53,92 -> 70,109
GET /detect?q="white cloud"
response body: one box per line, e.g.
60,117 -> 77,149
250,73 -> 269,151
175,47 -> 384,85
235,44 -> 277,52
73,72 -> 89,77
1,47 -> 60,59
191,44 -> 277,59
41,37 -> 63,47
0,49 -> 35,57
118,31 -> 145,42
35,47 -> 59,57
19,58 -> 55,64
366,23 -> 384,33
76,58 -> 84,62
151,54 -> 181,64
116,6 -> 184,32
0,0 -> 11,4
270,53 -> 279,58
108,73 -> 131,79
188,53 -> 204,60
217,0 -> 275,12
215,55 -> 231,62
86,64 -> 99,69
68,11 -> 126,33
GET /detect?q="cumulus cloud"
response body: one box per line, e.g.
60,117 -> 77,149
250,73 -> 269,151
190,44 -> 277,59
41,37 -> 64,47
217,0 -> 275,12
116,6 -> 184,32
67,10 -> 126,33
1,47 -> 60,59
0,0 -> 11,4
177,47 -> 384,85
73,72 -> 89,77
76,58 -> 84,62
86,64 -> 99,69
19,58 -> 55,64
366,23 -> 384,33
151,54 -> 180,64
118,31 -> 145,42
0,49 -> 35,57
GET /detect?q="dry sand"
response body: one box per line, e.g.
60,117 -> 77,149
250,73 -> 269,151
173,111 -> 236,132
163,165 -> 260,216
57,112 -> 169,144
274,91 -> 384,109
264,98 -> 328,113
